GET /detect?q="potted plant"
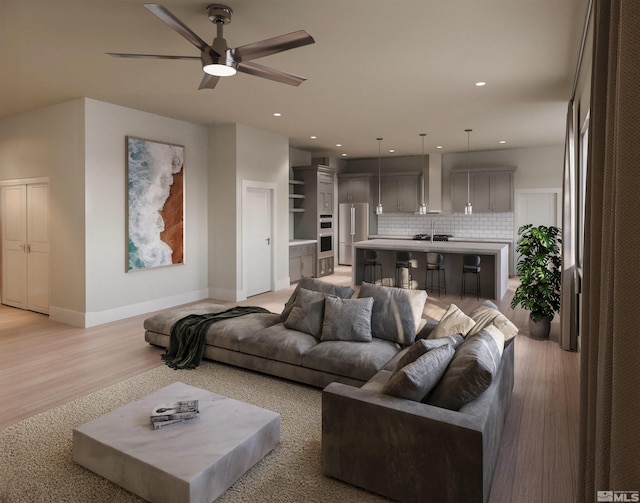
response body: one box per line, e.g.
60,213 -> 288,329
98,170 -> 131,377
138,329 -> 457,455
510,224 -> 562,339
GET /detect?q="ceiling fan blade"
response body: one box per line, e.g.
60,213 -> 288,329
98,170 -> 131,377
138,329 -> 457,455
232,30 -> 315,62
237,62 -> 306,86
143,3 -> 219,56
198,74 -> 220,90
107,53 -> 200,60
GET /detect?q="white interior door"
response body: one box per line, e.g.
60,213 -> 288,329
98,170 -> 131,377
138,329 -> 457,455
26,184 -> 50,313
1,182 -> 50,314
244,186 -> 273,297
2,185 -> 28,309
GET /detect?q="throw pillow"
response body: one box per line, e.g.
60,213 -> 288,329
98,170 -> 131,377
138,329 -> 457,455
392,335 -> 464,374
283,288 -> 328,338
383,345 -> 455,402
466,301 -> 518,341
483,324 -> 506,357
281,277 -> 355,321
320,296 -> 374,342
428,304 -> 477,340
426,329 -> 503,410
357,282 -> 427,345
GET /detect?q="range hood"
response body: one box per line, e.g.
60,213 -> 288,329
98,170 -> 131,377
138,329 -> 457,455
419,153 -> 442,213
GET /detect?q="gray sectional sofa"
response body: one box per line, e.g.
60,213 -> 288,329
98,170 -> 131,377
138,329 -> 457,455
143,277 -> 518,503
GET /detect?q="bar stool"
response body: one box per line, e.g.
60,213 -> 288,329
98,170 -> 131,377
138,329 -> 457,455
425,252 -> 446,296
461,255 -> 481,299
363,249 -> 383,284
395,251 -> 415,289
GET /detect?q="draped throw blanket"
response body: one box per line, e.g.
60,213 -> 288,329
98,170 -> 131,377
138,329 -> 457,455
162,306 -> 271,369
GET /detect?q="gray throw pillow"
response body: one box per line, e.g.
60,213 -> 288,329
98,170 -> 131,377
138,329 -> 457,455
392,335 -> 464,374
426,329 -> 503,410
357,282 -> 427,345
281,277 -> 355,321
383,345 -> 455,401
283,288 -> 327,338
321,296 -> 374,342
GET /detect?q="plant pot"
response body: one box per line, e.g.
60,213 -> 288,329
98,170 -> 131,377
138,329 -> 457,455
528,316 -> 551,340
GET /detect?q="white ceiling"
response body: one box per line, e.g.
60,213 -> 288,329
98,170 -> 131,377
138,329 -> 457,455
0,0 -> 588,159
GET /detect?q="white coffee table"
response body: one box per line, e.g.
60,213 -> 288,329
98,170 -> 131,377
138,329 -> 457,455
73,381 -> 280,503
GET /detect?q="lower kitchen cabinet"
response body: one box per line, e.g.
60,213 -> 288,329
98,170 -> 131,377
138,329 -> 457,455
289,243 -> 317,283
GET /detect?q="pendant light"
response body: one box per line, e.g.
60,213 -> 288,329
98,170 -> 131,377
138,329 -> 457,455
375,137 -> 383,215
419,133 -> 428,215
464,128 -> 473,215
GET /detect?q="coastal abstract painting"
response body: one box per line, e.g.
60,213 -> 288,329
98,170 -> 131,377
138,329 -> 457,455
126,137 -> 184,271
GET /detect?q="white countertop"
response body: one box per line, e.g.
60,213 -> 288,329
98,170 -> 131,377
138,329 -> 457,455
354,238 -> 509,254
369,234 -> 512,244
289,239 -> 317,246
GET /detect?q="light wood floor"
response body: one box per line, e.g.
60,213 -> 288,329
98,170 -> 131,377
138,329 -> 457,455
0,266 -> 579,503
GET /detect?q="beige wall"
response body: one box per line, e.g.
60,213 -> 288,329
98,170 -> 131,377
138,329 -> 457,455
209,123 -> 290,301
0,99 -> 86,316
83,99 -> 210,326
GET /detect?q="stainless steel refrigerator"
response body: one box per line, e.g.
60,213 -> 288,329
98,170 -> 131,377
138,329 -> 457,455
338,203 -> 369,265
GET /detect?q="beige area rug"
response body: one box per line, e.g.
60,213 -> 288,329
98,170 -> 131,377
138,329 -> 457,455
0,362 -> 391,503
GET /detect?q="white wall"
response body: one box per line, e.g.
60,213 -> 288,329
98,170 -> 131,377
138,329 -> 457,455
0,99 -> 86,316
82,99 -> 209,326
208,123 -> 289,301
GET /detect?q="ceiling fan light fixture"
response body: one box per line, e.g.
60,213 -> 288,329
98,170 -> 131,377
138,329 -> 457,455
203,63 -> 236,76
202,50 -> 237,76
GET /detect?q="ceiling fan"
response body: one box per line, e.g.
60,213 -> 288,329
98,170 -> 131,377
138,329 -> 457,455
108,3 -> 315,90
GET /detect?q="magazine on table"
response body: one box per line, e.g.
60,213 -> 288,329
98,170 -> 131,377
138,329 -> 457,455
150,399 -> 199,427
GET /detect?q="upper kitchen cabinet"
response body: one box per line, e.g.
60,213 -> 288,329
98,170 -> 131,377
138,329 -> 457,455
451,168 -> 515,212
380,173 -> 420,213
318,172 -> 334,214
337,174 -> 371,204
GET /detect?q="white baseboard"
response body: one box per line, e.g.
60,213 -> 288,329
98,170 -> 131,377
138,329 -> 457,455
50,289 -> 210,328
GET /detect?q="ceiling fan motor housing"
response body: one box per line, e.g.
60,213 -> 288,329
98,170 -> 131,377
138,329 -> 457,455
207,4 -> 233,25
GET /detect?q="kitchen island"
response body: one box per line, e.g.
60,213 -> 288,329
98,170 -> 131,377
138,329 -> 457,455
353,239 -> 510,300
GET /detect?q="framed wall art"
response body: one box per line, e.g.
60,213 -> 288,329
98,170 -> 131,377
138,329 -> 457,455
126,136 -> 185,271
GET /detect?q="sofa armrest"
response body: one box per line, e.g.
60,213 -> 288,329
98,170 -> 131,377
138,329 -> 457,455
322,338 -> 515,503
322,383 -> 486,503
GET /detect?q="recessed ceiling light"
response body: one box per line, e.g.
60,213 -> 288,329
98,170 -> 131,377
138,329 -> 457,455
499,140 -> 507,144
475,81 -> 486,87
436,145 -> 443,149
273,112 -> 282,117
310,136 -> 317,139
336,143 -> 342,147
389,149 -> 395,153
341,153 -> 348,157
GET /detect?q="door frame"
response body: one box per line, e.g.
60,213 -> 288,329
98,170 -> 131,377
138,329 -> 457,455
240,180 -> 277,300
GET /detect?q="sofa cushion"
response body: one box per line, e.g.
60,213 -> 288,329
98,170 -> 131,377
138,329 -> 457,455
426,329 -> 503,410
281,277 -> 355,321
392,334 -> 464,373
357,282 -> 427,345
238,323 -> 318,365
383,345 -> 455,401
467,301 -> 518,341
144,302 -> 228,335
428,304 -> 476,340
302,338 -> 400,382
204,312 -> 283,351
320,296 -> 374,342
284,288 -> 327,338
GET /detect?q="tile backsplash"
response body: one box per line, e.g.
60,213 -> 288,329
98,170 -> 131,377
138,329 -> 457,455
377,212 -> 515,240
